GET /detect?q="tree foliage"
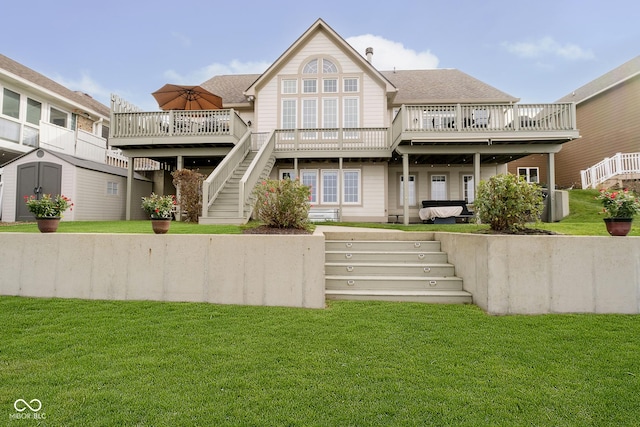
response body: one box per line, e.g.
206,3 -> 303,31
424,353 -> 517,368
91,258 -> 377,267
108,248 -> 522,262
171,169 -> 204,223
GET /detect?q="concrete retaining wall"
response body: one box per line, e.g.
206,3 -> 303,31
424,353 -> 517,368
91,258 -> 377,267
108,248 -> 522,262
0,234 -> 325,309
436,232 -> 640,314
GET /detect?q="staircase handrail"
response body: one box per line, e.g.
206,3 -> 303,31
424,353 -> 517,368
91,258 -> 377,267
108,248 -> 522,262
202,130 -> 252,216
238,131 -> 276,217
581,152 -> 640,189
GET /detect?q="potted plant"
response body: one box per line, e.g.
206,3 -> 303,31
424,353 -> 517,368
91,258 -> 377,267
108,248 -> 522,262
141,193 -> 176,234
597,188 -> 640,236
24,194 -> 73,233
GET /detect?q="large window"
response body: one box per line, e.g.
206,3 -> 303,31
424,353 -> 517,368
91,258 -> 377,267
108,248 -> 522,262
282,99 -> 297,129
400,175 -> 416,206
26,98 -> 41,125
50,107 -> 67,128
301,170 -> 318,204
2,88 -> 20,119
343,170 -> 361,204
322,170 -> 339,204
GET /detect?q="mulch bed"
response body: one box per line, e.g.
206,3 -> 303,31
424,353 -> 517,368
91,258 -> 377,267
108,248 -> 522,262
242,225 -> 312,235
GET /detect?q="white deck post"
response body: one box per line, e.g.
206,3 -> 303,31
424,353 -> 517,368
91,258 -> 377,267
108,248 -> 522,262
547,152 -> 555,222
403,153 -> 410,225
126,158 -> 134,220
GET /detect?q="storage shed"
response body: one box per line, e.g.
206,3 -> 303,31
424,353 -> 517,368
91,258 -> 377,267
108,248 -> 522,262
0,148 -> 151,221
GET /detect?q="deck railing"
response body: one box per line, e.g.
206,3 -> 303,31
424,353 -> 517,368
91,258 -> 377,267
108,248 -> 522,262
273,127 -> 390,151
202,130 -> 253,215
239,131 -> 276,217
399,103 -> 576,133
581,152 -> 640,189
111,109 -> 239,138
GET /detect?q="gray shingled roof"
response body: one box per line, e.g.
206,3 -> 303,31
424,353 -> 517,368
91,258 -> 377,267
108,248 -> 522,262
0,54 -> 109,117
381,69 -> 518,104
556,55 -> 640,104
200,69 -> 518,106
200,74 -> 260,106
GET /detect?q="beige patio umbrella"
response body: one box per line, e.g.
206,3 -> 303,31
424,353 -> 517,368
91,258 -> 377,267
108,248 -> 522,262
152,84 -> 223,110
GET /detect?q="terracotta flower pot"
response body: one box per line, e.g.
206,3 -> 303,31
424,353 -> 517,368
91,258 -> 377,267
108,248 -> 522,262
151,218 -> 171,234
603,218 -> 633,236
36,217 -> 61,233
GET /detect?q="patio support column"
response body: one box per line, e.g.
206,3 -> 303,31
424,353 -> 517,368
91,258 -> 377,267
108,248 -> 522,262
294,158 -> 298,178
126,157 -> 134,220
547,152 -> 556,222
473,152 -> 481,199
176,156 -> 183,221
339,158 -> 343,221
403,153 -> 410,225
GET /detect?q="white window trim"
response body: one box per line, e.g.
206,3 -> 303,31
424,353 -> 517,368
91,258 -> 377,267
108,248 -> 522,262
321,169 -> 339,205
342,169 -> 361,205
518,167 -> 540,184
301,169 -> 319,204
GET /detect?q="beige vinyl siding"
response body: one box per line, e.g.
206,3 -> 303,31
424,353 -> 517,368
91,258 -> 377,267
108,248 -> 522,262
341,163 -> 386,221
256,30 -> 386,131
554,77 -> 640,188
74,168 -> 127,220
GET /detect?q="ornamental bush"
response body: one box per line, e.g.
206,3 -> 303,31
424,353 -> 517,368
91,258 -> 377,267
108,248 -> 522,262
474,173 -> 544,232
252,178 -> 311,229
171,169 -> 204,223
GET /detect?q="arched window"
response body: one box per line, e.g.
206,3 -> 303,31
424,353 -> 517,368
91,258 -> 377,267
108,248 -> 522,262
303,59 -> 318,74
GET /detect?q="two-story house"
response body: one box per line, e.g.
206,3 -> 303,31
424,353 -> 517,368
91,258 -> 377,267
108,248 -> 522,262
110,19 -> 579,224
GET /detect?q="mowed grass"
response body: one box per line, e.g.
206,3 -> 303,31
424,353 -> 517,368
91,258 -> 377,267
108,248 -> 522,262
1,297 -> 639,426
2,189 -> 635,235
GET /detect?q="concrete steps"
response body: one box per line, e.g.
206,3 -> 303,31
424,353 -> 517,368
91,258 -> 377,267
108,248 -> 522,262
325,238 -> 472,304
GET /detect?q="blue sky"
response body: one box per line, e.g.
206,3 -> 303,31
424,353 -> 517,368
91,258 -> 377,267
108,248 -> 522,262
2,0 -> 638,111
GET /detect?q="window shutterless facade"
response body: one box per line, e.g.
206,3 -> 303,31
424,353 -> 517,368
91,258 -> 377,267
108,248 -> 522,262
518,167 -> 539,183
2,88 -> 20,119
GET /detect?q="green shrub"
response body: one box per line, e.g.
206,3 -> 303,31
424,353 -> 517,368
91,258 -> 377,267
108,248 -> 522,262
475,173 -> 544,232
171,169 -> 204,223
252,178 -> 311,229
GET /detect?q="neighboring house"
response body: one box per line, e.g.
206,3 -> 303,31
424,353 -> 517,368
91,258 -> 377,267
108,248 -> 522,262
508,55 -> 640,189
0,148 -> 151,221
0,54 -> 111,165
0,54 -> 156,221
110,19 -> 579,224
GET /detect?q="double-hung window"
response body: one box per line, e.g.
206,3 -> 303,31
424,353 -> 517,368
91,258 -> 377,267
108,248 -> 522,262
321,170 -> 339,204
301,170 -> 318,204
343,170 -> 361,204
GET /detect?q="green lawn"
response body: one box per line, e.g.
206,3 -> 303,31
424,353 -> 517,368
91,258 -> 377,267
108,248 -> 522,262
1,297 -> 638,426
1,189 -> 637,235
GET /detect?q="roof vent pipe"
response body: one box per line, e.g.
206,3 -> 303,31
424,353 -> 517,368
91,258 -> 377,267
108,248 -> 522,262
365,47 -> 373,63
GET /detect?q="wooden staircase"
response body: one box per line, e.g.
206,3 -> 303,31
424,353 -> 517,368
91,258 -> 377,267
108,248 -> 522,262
201,151 -> 275,225
325,234 -> 472,304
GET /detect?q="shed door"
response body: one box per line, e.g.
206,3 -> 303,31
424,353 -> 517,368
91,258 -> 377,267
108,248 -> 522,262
15,162 -> 62,221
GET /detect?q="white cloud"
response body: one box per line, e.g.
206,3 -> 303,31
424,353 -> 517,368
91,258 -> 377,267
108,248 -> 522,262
161,34 -> 438,85
163,59 -> 270,84
502,36 -> 594,60
53,71 -> 112,105
171,31 -> 192,48
346,35 -> 439,70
